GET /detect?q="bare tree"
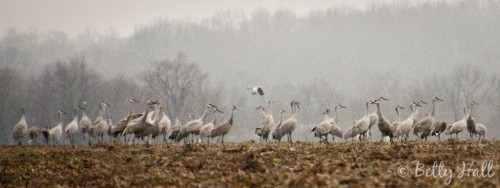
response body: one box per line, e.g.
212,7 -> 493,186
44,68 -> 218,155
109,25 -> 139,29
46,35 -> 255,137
142,52 -> 209,119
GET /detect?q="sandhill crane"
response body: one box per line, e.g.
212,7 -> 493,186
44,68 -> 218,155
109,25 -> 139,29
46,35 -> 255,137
343,124 -> 356,141
145,102 -> 163,144
274,101 -> 300,143
13,106 -> 28,146
329,104 -> 346,141
466,100 -> 478,140
91,102 -> 110,144
109,99 -> 142,143
254,106 -> 267,139
211,106 -> 238,143
158,103 -> 172,143
64,107 -> 80,144
49,110 -> 67,145
311,108 -> 332,143
390,105 -> 404,138
413,97 -> 443,142
168,118 -> 181,142
259,100 -> 275,141
446,104 -> 469,140
248,86 -> 264,95
79,101 -> 92,145
122,101 -> 156,144
394,102 -> 421,142
370,99 -> 394,142
272,109 -> 287,142
353,100 -> 372,141
199,108 -> 223,143
176,104 -> 213,142
28,126 -> 42,145
475,123 -> 487,141
134,101 -> 162,145
41,126 -> 49,144
430,120 -> 447,141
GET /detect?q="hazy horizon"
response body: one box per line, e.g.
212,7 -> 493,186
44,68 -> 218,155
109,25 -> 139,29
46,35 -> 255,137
0,0 -> 452,39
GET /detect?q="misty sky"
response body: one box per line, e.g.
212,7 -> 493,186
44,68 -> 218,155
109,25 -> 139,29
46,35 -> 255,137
1,0 -> 447,38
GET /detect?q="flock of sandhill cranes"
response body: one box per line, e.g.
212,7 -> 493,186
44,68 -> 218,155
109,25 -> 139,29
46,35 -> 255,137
11,94 -> 488,146
254,97 -> 487,143
11,99 -> 237,146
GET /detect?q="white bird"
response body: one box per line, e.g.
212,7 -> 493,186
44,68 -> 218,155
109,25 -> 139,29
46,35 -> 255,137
329,104 -> 346,141
257,100 -> 275,141
394,102 -> 421,142
248,86 -> 264,96
199,108 -> 223,143
446,104 -> 469,140
311,108 -> 332,143
211,106 -> 238,143
64,106 -> 80,144
13,106 -> 28,146
475,123 -> 487,141
79,101 -> 92,145
353,100 -> 372,141
413,97 -> 444,142
49,110 -> 67,145
158,103 -> 172,143
91,102 -> 110,144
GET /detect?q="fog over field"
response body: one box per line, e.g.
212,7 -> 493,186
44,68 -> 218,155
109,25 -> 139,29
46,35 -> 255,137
0,0 -> 499,144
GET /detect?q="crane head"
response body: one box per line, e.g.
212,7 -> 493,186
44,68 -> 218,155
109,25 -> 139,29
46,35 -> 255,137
232,106 -> 238,110
130,98 -> 139,103
214,108 -> 224,113
418,100 -> 428,105
378,97 -> 389,101
397,105 -> 405,110
337,104 -> 347,108
434,97 -> 444,102
471,100 -> 478,105
322,108 -> 330,114
280,109 -> 286,113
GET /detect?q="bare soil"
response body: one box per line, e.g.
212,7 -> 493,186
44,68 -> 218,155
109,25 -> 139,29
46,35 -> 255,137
0,140 -> 498,187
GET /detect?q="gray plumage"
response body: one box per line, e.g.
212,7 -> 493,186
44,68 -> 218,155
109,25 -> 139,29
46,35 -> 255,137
273,101 -> 299,143
413,97 -> 443,142
211,106 -> 237,143
466,100 -> 478,140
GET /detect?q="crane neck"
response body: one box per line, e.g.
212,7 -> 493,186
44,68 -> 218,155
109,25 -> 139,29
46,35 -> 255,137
431,100 -> 436,117
59,113 -> 63,125
365,102 -> 369,116
141,107 -> 149,123
467,103 -> 474,120
129,102 -> 133,116
199,108 -> 208,121
73,109 -> 78,121
332,107 -> 339,122
396,108 -> 400,121
228,109 -> 235,125
211,110 -> 217,124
